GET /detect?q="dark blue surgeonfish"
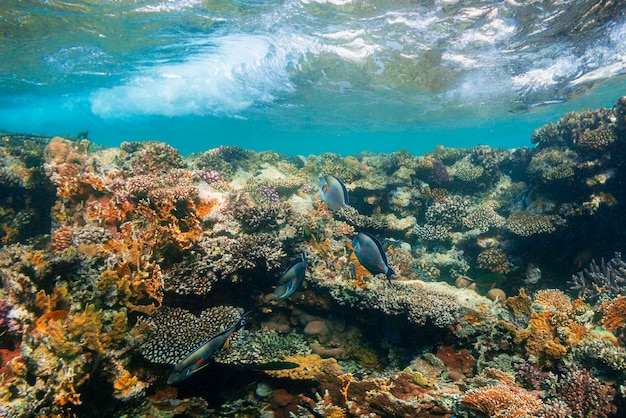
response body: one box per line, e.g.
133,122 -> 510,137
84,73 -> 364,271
318,174 -> 349,211
352,232 -> 396,285
274,250 -> 307,299
167,310 -> 253,384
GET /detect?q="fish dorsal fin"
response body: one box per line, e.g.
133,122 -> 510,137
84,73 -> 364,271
361,231 -> 388,265
336,176 -> 349,205
282,253 -> 304,276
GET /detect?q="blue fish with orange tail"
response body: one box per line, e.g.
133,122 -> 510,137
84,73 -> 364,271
318,174 -> 349,211
274,251 -> 307,299
167,310 -> 253,384
351,232 -> 396,285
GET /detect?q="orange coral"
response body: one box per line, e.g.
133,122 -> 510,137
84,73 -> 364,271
506,288 -> 531,316
505,290 -> 590,365
194,197 -> 219,219
51,226 -> 74,252
601,296 -> 626,332
35,285 -> 70,313
462,385 -> 543,417
25,250 -> 47,270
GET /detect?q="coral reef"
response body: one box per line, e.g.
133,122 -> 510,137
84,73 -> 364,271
0,97 -> 626,417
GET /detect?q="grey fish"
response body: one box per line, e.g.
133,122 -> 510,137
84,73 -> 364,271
274,251 -> 307,299
352,231 -> 396,285
318,174 -> 349,211
167,310 -> 252,384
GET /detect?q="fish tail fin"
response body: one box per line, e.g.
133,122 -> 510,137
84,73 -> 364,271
386,267 -> 396,286
235,310 -> 254,331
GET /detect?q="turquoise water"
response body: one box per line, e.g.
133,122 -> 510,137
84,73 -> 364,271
1,0 -> 625,155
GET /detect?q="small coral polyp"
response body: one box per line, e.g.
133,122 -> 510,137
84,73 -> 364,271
0,97 -> 625,416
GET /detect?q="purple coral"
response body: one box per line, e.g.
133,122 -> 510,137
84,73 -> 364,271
429,158 -> 449,186
549,365 -> 616,418
198,170 -> 221,184
569,252 -> 626,303
257,183 -> 280,203
0,299 -> 8,334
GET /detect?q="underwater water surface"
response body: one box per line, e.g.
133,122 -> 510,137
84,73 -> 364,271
0,0 -> 625,154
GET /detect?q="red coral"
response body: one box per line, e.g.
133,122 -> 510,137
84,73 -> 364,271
436,345 -> 476,380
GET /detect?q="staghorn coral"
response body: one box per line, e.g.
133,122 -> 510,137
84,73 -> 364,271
139,305 -> 244,365
569,252 -> 626,303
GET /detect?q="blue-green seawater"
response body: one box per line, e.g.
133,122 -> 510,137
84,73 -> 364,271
1,0 -> 625,155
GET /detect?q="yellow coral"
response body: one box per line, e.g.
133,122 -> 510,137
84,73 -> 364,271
263,354 -> 342,381
113,368 -> 141,400
506,288 -> 531,316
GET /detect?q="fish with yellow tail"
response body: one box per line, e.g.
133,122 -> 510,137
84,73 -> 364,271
351,231 -> 396,285
167,310 -> 252,384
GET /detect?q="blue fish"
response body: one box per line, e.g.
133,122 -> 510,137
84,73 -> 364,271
167,310 -> 252,384
318,174 -> 349,211
274,251 -> 307,299
352,232 -> 396,285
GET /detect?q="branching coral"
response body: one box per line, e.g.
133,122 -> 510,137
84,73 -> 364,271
425,195 -> 469,229
463,203 -> 505,233
162,255 -> 218,296
477,247 -> 510,274
336,281 -> 465,328
120,141 -> 186,175
197,233 -> 285,276
542,365 -> 616,418
569,252 -> 626,303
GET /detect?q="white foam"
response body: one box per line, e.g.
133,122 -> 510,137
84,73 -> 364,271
512,57 -> 579,95
90,33 -> 313,118
135,0 -> 206,13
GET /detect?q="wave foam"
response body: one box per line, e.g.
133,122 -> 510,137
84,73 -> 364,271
90,34 -> 311,118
